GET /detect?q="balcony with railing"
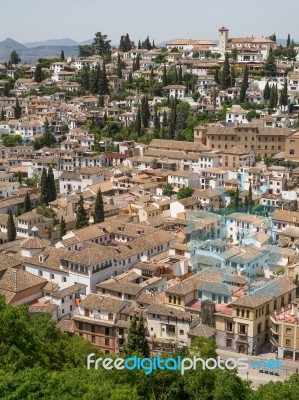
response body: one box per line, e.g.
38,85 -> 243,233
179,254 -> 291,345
270,304 -> 298,325
73,307 -> 117,324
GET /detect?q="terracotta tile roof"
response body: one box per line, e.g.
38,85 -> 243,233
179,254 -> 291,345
52,283 -> 86,299
147,303 -> 192,319
80,293 -> 126,312
0,267 -> 46,293
21,237 -> 51,249
187,324 -> 216,338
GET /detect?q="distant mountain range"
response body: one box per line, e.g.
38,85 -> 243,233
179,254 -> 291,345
0,37 -> 92,63
23,38 -> 93,48
0,37 -> 297,63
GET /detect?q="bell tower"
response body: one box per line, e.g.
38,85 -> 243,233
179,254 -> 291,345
219,26 -> 229,57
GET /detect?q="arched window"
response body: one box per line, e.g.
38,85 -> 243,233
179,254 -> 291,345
246,310 -> 250,318
169,295 -> 172,303
173,296 -> 177,304
237,308 -> 240,316
178,297 -> 181,305
241,309 -> 245,318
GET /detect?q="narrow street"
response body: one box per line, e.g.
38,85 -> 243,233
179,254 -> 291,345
217,349 -> 299,388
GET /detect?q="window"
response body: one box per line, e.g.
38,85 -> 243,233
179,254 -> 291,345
237,308 -> 240,317
241,309 -> 245,318
179,330 -> 184,335
78,322 -> 83,330
51,273 -> 55,279
91,325 -> 95,333
286,328 -> 292,335
62,276 -> 67,283
226,338 -> 232,348
286,338 -> 291,347
224,296 -> 228,304
226,322 -> 233,332
105,327 -> 110,336
246,310 -> 250,318
105,338 -> 110,346
212,294 -> 216,302
38,270 -> 43,277
198,291 -> 202,299
91,335 -> 95,343
239,324 -> 247,335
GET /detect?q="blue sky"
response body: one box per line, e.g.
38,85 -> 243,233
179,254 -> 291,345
1,0 -> 298,44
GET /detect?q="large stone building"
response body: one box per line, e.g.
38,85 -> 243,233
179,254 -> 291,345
194,124 -> 293,159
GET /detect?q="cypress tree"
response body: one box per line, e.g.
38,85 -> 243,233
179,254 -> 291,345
152,39 -> 155,49
142,36 -> 152,51
23,192 -> 32,213
93,189 -> 105,224
14,97 -> 22,119
7,209 -> 16,242
239,64 -> 249,103
18,170 -> 22,185
264,48 -> 277,77
138,40 -> 142,49
81,66 -> 90,91
248,181 -> 254,213
117,54 -> 122,79
34,64 -> 43,83
287,34 -> 291,48
99,62 -> 109,95
0,108 -> 5,121
154,106 -> 160,130
98,95 -> 105,107
178,65 -> 183,85
39,167 -> 48,206
76,195 -> 89,229
244,195 -> 249,213
60,216 -> 67,239
43,119 -> 56,147
47,166 -> 57,203
280,79 -> 288,110
234,186 -> 240,211
141,95 -> 150,128
274,84 -> 278,108
135,106 -> 142,136
89,68 -> 99,93
124,314 -> 138,356
125,34 -> 132,51
221,53 -> 231,89
230,67 -> 236,87
132,59 -> 136,72
214,67 -> 220,84
135,54 -> 140,70
162,65 -> 167,87
263,81 -> 270,101
136,314 -> 150,357
128,72 -> 133,84
269,85 -> 275,109
60,50 -> 65,61
162,110 -> 167,127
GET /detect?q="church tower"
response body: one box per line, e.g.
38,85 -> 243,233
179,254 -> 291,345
219,26 -> 229,57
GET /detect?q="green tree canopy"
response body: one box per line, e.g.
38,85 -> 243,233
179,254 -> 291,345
93,189 -> 105,224
177,187 -> 194,199
7,209 -> 16,242
10,50 -> 21,64
76,195 -> 89,229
